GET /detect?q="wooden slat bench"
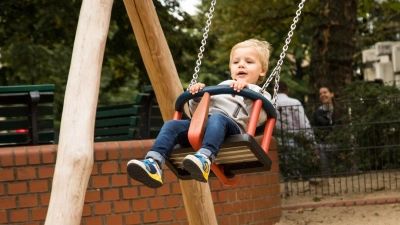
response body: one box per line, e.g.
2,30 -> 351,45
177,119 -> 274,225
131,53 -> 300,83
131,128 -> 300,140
94,86 -> 163,142
0,84 -> 55,146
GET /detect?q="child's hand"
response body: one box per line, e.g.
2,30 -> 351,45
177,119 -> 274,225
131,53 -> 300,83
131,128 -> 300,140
230,80 -> 249,92
189,83 -> 206,94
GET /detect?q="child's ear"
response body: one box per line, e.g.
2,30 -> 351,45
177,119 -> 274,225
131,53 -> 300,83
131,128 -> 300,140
260,66 -> 268,77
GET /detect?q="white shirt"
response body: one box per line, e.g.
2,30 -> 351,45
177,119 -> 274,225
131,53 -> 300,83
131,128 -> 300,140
275,93 -> 314,141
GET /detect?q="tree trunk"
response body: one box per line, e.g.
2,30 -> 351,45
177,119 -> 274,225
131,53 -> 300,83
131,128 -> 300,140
309,0 -> 357,102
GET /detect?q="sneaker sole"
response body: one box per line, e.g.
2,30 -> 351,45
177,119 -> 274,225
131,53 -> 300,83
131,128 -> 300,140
127,162 -> 163,189
182,157 -> 208,183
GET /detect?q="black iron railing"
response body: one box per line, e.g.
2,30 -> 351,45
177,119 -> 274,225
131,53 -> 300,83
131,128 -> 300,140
275,97 -> 400,196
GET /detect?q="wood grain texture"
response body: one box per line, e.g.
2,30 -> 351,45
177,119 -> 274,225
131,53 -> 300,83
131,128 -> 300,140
45,0 -> 114,224
124,1 -> 217,224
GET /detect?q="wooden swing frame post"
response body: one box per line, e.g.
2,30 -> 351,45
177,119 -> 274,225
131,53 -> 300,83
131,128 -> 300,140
123,1 -> 218,224
44,0 -> 114,224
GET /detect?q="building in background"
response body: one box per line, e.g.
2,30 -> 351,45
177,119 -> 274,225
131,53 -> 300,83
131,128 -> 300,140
362,41 -> 400,87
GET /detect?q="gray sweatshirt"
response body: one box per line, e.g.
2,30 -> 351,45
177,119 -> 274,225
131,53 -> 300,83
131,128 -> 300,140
189,80 -> 272,133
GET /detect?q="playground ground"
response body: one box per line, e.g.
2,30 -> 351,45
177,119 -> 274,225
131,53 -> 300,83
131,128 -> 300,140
276,177 -> 400,225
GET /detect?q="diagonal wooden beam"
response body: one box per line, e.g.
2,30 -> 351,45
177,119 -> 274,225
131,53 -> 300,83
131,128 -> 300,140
123,1 -> 218,224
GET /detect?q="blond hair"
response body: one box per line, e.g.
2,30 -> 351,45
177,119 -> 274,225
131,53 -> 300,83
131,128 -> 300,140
230,39 -> 272,84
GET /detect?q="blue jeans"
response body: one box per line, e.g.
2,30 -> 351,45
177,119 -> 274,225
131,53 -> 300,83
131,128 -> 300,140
146,113 -> 241,168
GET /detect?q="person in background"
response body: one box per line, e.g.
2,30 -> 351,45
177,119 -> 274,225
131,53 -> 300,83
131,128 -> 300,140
275,81 -> 315,179
312,86 -> 343,177
275,81 -> 314,141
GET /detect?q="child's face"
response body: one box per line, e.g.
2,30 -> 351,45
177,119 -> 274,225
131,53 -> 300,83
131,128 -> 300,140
319,87 -> 334,103
229,47 -> 266,84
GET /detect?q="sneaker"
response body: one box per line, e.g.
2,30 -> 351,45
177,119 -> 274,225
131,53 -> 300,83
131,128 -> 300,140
127,158 -> 163,188
182,153 -> 211,182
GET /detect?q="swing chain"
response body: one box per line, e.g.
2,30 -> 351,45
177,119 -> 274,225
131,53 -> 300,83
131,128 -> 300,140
188,0 -> 217,90
261,0 -> 305,108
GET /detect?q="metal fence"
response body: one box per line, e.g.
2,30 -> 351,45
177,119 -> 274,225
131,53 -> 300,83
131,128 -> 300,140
274,97 -> 400,197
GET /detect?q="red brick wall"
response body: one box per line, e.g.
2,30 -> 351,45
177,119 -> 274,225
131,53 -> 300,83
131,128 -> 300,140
0,139 -> 281,225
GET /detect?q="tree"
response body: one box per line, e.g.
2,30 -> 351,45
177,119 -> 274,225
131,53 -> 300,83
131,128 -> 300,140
308,0 -> 357,103
0,0 -> 199,128
193,0 -> 318,102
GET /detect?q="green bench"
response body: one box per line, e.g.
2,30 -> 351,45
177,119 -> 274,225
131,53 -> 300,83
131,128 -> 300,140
94,86 -> 164,142
0,84 -> 55,146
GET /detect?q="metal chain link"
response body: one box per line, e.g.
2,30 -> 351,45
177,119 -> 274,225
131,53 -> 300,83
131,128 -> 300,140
187,0 -> 217,90
261,0 -> 305,108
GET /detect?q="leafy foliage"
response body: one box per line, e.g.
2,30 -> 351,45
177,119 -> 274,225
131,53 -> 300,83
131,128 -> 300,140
0,0 -> 199,128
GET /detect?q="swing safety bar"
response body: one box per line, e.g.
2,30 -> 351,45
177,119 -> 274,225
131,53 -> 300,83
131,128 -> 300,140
166,86 -> 276,186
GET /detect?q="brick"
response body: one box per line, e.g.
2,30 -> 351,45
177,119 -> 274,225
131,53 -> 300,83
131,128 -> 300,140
223,203 -> 233,214
163,170 -> 178,183
106,215 -> 123,224
150,198 -> 165,209
111,174 -> 128,187
376,198 -> 387,204
140,186 -> 155,197
174,209 -> 187,220
211,179 -> 222,191
94,143 -> 107,161
114,200 -> 130,213
40,145 -> 56,164
120,161 -> 128,173
29,180 -> 48,193
92,176 -> 110,188
84,216 -> 103,225
103,189 -> 120,201
0,168 -> 14,182
159,209 -> 173,222
233,202 -> 241,213
10,209 -> 29,222
211,192 -> 217,203
119,142 -> 132,160
0,211 -> 7,224
82,204 -> 91,216
17,168 -> 36,180
0,196 -> 16,209
122,187 -> 139,199
218,192 -> 227,203
355,199 -> 366,206
214,204 -> 223,216
132,199 -> 148,211
84,190 -> 101,203
125,213 -> 141,225
8,182 -> 28,195
13,147 -> 28,166
129,141 -> 145,159
27,147 -> 40,165
386,197 -> 397,204
105,142 -> 120,160
172,183 -> 181,195
40,193 -> 51,206
101,162 -> 119,174
166,196 -> 181,208
156,183 -> 171,196
19,195 -> 38,208
94,202 -> 112,215
0,184 -> 4,196
0,148 -> 13,167
143,211 -> 158,223
345,200 -> 355,206
38,167 -> 54,178
91,163 -> 99,175
32,207 -> 47,221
